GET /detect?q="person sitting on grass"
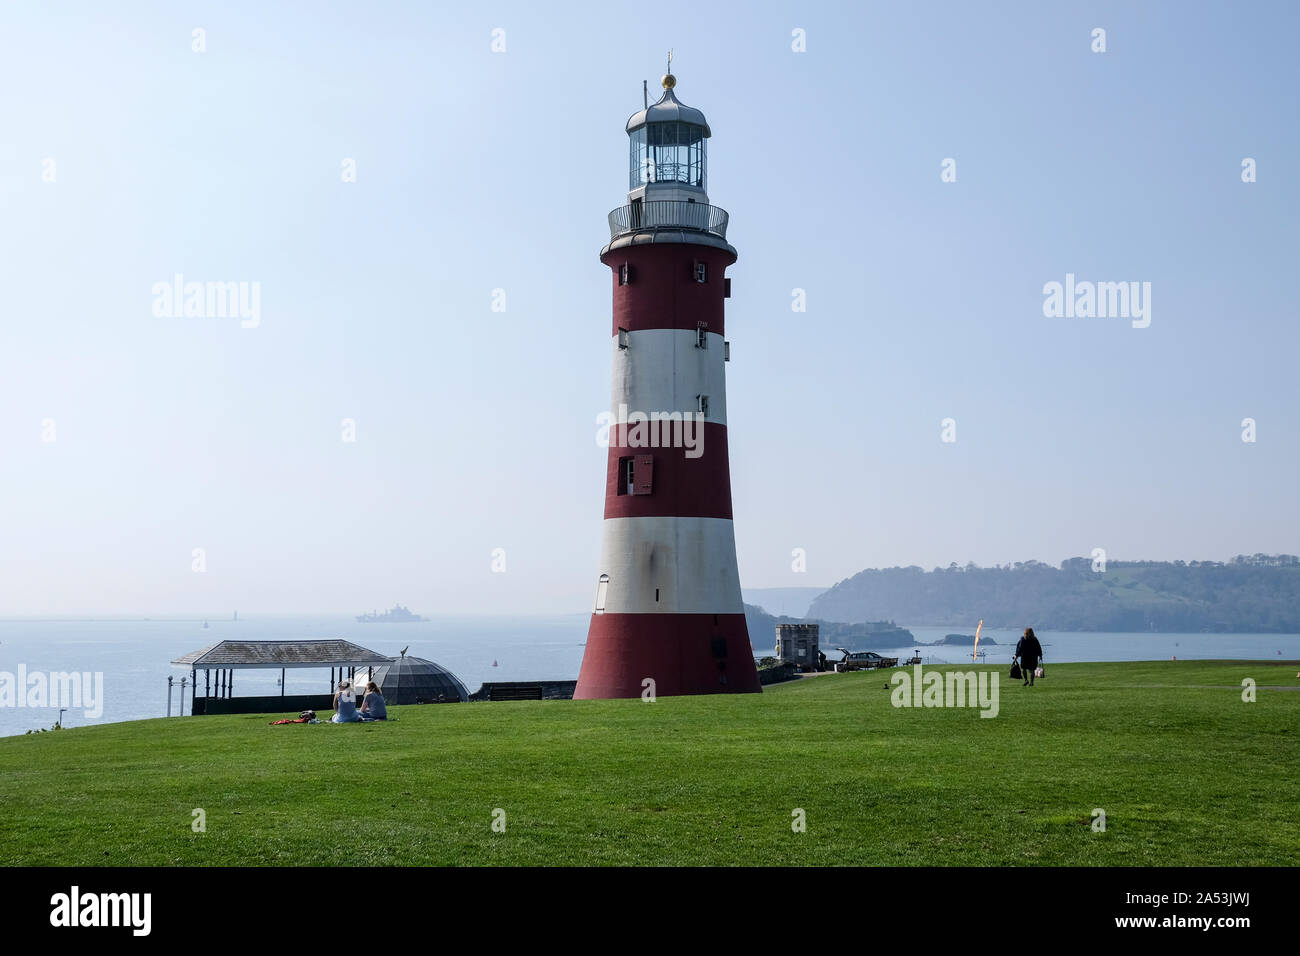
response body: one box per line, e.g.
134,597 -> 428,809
358,681 -> 387,721
1015,627 -> 1044,686
331,680 -> 361,723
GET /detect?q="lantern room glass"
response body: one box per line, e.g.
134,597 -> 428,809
629,123 -> 707,190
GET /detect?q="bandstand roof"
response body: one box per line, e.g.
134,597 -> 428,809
171,640 -> 393,670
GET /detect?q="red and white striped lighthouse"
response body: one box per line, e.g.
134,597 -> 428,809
574,70 -> 761,700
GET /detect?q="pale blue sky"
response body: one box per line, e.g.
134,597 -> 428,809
1,1 -> 1296,615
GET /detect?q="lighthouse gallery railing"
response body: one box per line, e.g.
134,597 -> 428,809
607,201 -> 729,241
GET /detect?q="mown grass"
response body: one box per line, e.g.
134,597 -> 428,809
1,660 -> 1296,865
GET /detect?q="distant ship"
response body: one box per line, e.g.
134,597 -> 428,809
356,604 -> 428,623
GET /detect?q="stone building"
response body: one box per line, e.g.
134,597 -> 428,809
775,624 -> 820,670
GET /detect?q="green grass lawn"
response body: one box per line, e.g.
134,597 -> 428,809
1,660 -> 1296,866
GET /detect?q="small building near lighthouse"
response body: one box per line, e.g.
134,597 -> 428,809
775,624 -> 820,670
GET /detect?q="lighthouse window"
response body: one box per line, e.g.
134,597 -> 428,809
694,262 -> 708,284
618,263 -> 632,286
595,574 -> 609,614
618,455 -> 655,495
629,122 -> 708,190
695,327 -> 708,349
696,394 -> 710,418
618,327 -> 629,350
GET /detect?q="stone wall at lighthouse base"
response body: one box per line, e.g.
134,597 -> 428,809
574,612 -> 760,699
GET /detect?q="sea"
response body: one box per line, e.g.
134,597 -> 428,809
1,615 -> 1297,738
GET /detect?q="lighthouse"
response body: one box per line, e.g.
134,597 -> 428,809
574,68 -> 761,700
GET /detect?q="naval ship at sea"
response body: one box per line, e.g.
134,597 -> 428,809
356,604 -> 428,623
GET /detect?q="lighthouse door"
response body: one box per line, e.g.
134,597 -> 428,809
630,197 -> 642,229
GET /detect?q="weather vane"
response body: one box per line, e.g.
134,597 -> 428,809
667,49 -> 673,74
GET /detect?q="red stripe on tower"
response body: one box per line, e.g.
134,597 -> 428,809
575,69 -> 760,700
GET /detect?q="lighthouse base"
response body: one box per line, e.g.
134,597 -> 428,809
574,613 -> 761,699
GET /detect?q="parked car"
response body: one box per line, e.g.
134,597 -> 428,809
834,650 -> 899,672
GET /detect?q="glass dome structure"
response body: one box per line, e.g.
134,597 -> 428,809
366,653 -> 469,704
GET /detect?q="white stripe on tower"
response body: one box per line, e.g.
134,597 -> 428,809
596,516 -> 744,614
610,328 -> 729,426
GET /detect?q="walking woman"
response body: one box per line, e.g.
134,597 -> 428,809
1015,627 -> 1044,686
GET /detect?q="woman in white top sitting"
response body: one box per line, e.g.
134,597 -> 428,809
331,681 -> 361,722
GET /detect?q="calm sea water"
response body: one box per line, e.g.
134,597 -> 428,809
863,626 -> 1300,666
1,616 -> 1296,738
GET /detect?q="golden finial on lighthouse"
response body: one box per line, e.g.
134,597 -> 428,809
662,49 -> 675,89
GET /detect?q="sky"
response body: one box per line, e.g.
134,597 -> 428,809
1,0 -> 1296,615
